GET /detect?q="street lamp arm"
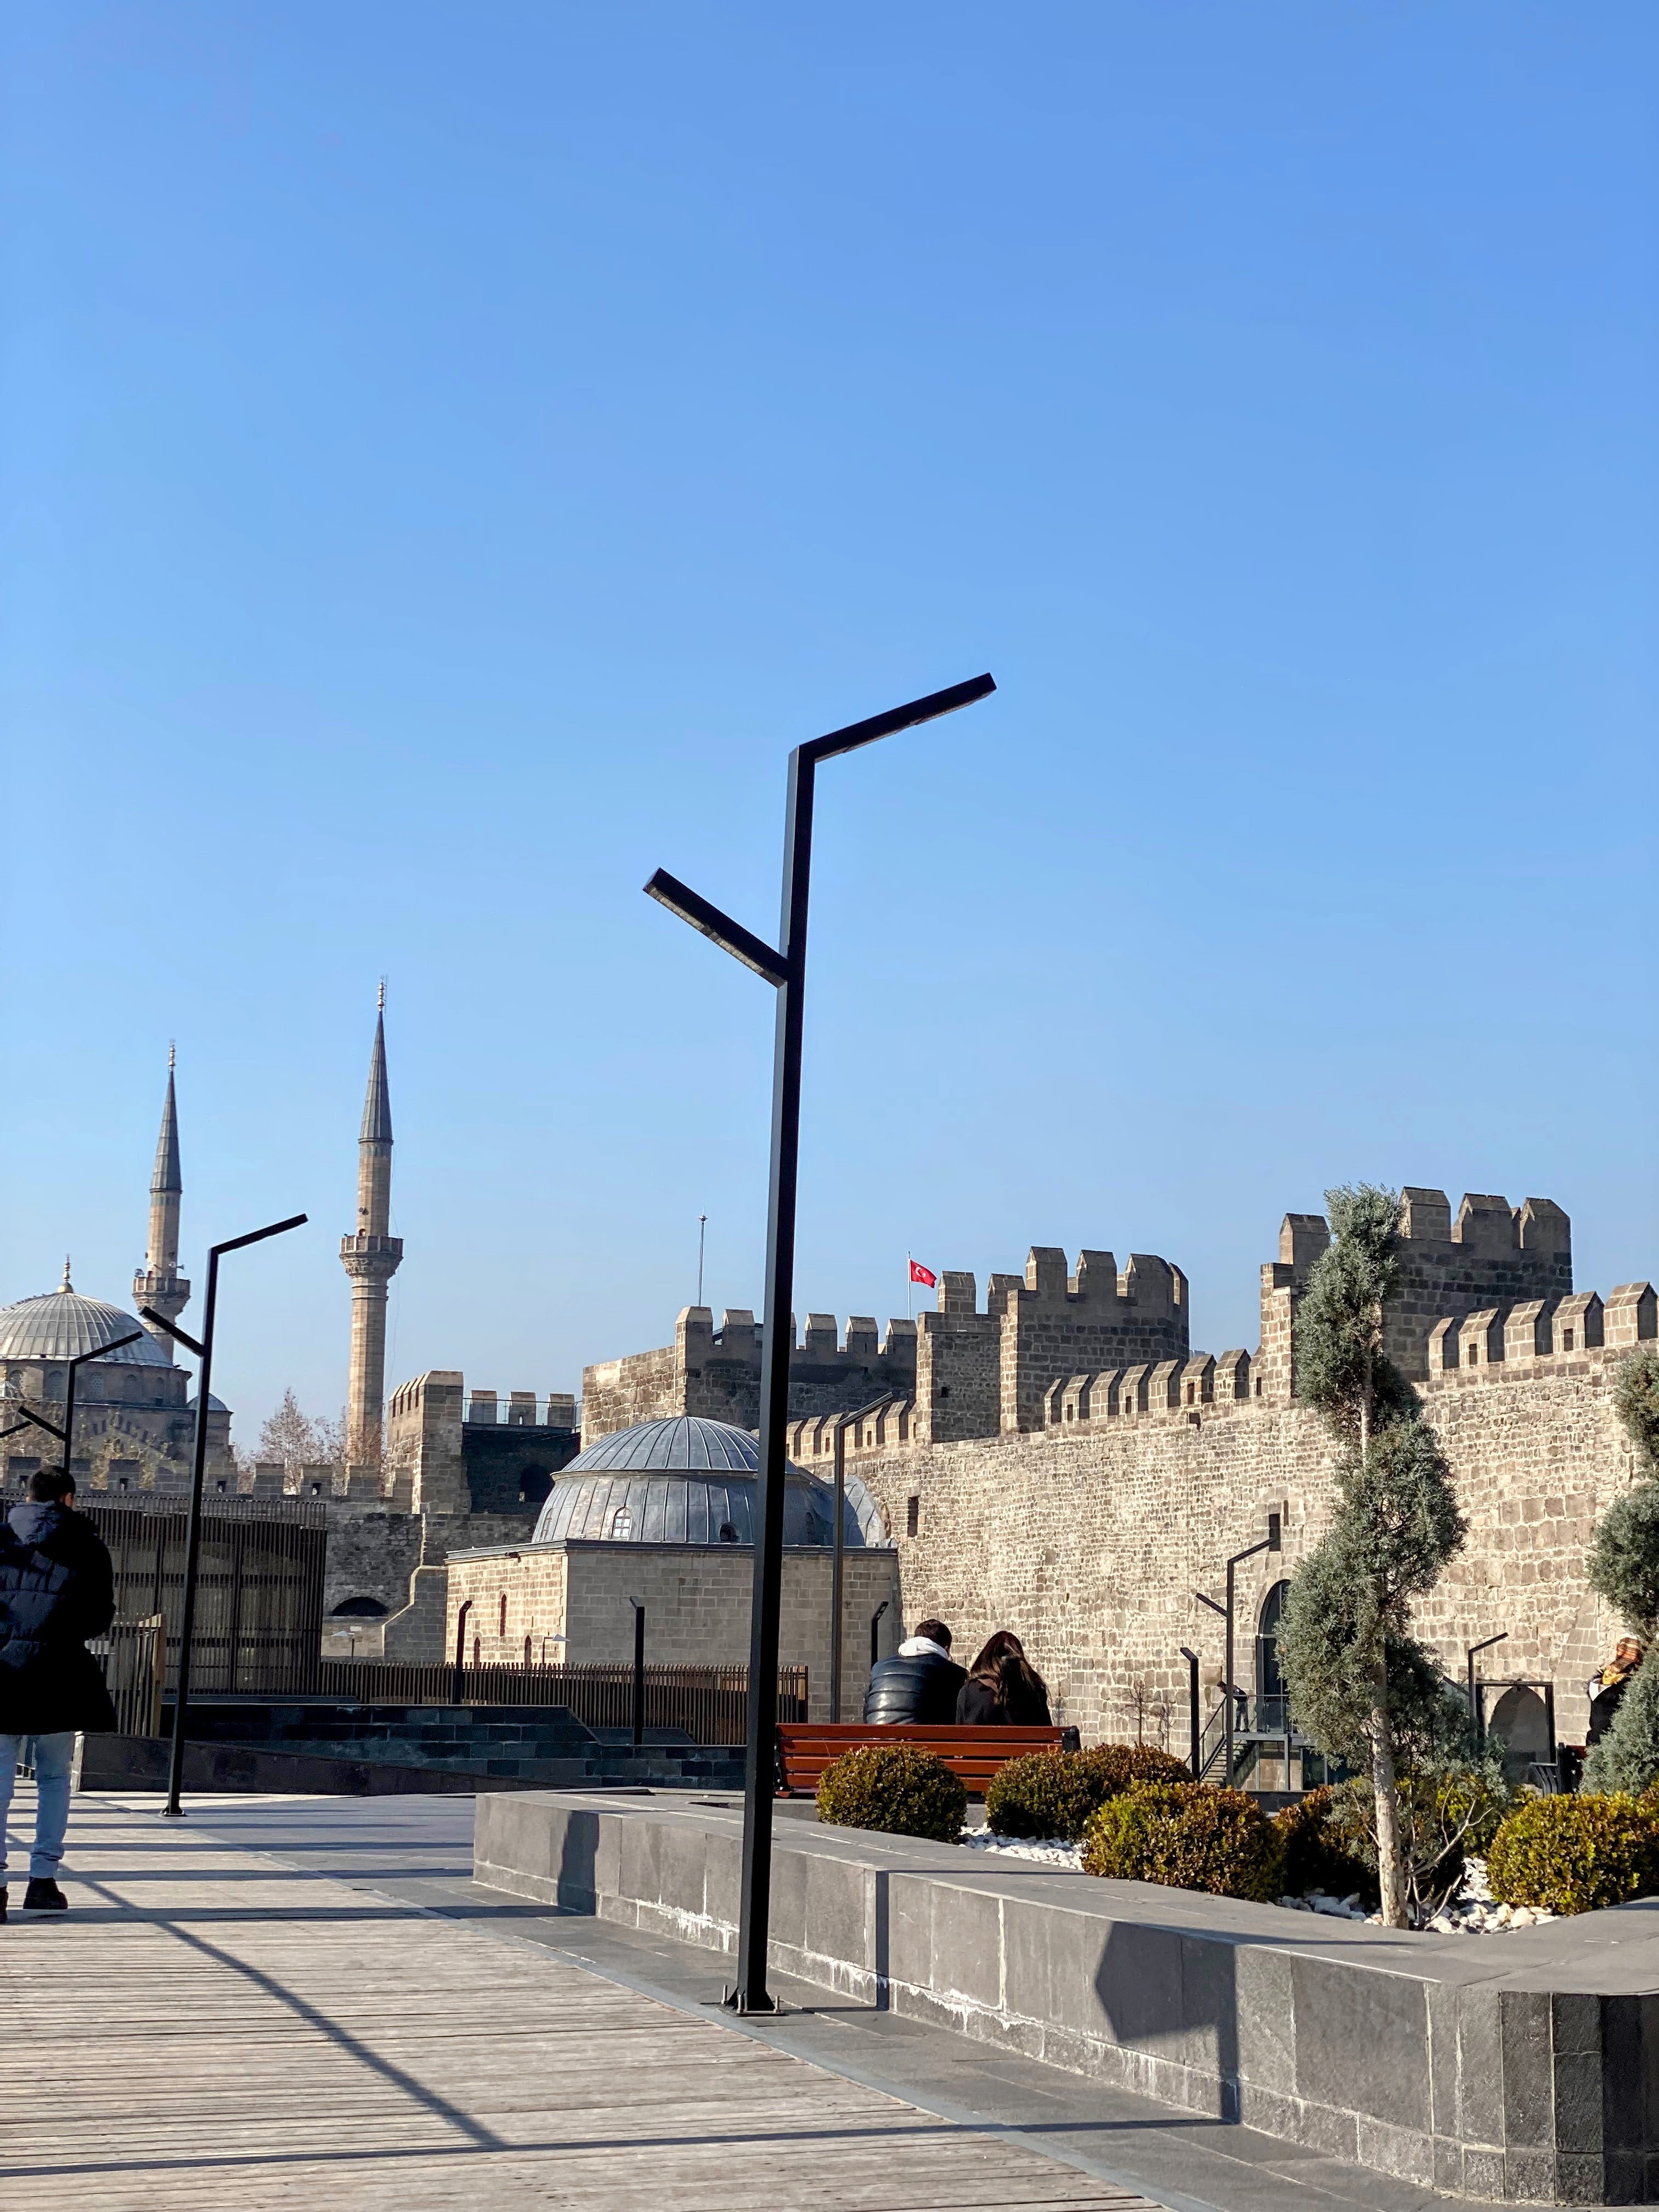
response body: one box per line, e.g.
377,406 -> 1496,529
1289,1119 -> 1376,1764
140,1308 -> 206,1359
1194,1591 -> 1227,1618
71,1331 -> 144,1370
802,673 -> 997,765
642,870 -> 789,986
212,1213 -> 308,1257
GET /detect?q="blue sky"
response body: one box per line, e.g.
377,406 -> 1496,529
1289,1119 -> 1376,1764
3,5 -> 1655,1441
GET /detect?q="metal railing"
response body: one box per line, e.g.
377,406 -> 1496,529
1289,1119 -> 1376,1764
91,1614 -> 167,1738
86,1497 -> 326,1697
317,1658 -> 808,1745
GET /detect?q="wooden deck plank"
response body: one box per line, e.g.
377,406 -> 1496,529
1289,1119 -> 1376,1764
0,1793 -> 1149,2210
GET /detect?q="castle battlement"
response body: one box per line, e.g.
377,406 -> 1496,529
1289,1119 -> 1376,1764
580,1303 -> 920,1444
1421,1281 -> 1655,1386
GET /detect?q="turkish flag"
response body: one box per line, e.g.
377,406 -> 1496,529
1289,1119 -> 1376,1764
909,1259 -> 938,1288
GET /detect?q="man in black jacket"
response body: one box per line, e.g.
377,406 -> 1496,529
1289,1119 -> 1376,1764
864,1618 -> 966,1725
0,1469 -> 117,1920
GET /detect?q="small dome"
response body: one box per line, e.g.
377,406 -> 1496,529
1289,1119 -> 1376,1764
532,1415 -> 888,1549
0,1285 -> 174,1368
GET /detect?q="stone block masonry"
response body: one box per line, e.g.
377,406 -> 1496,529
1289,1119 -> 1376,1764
444,1541 -> 900,1721
580,1307 -> 918,1442
850,1314 -> 1652,1751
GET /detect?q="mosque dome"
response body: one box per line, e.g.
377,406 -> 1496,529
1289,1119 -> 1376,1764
531,1415 -> 889,1549
0,1277 -> 174,1368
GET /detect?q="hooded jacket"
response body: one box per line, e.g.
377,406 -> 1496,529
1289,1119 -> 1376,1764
863,1635 -> 967,1726
0,1500 -> 119,1735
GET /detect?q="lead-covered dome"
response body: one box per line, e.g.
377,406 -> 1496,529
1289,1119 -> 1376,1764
531,1414 -> 888,1548
0,1282 -> 174,1367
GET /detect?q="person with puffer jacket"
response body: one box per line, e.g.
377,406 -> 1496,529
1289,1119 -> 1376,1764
0,1469 -> 117,1920
863,1619 -> 966,1724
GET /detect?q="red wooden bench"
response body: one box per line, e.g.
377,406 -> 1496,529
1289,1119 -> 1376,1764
775,1721 -> 1079,1798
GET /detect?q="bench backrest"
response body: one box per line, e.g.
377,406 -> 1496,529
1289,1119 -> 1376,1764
776,1721 -> 1072,1797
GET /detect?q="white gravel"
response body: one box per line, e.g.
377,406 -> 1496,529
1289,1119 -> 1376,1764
961,1835 -> 1556,1933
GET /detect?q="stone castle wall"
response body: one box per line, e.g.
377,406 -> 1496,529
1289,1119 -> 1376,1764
848,1335 -> 1644,1752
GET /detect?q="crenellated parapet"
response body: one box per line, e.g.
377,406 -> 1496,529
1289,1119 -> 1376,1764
1041,1347 -> 1254,1433
913,1243 -> 1190,1444
1255,1190 -> 1573,1402
1423,1280 -> 1655,1386
580,1306 -> 919,1444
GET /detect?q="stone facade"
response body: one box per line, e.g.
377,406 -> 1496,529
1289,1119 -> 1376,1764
581,1306 -> 918,1442
444,1539 -> 901,1720
809,1189 -> 1656,1754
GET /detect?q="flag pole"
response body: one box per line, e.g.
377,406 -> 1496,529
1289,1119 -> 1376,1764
907,1250 -> 913,1324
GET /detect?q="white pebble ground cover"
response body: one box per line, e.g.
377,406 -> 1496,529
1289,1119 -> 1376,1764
958,1832 -> 1555,1934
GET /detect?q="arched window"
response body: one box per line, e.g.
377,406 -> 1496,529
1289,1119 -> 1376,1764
523,1634 -> 533,1666
611,1508 -> 633,1539
1256,1580 -> 1291,1728
498,1592 -> 507,1637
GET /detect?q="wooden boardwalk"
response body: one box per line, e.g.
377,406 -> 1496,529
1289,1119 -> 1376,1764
2,1793 -> 1152,2210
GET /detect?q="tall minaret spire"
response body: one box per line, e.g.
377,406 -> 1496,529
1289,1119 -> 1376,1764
135,1043 -> 191,1350
341,985 -> 403,1462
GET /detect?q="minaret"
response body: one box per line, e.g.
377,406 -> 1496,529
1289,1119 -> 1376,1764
134,1045 -> 190,1351
340,984 -> 403,1463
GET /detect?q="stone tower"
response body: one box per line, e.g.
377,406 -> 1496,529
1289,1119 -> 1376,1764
133,1045 -> 190,1352
340,987 -> 403,1463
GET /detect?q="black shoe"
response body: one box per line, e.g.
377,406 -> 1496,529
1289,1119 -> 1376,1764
22,1880 -> 66,1912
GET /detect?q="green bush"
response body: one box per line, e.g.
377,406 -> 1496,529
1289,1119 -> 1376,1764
1081,1781 -> 1285,1903
1272,1786 -> 1375,1903
986,1743 -> 1190,1842
1487,1793 -> 1659,1916
815,1743 -> 967,1842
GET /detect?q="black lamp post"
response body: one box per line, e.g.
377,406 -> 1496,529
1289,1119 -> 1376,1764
1195,1511 -> 1282,1788
142,1211 -> 307,1818
1,1330 -> 145,1476
1466,1632 -> 1508,1750
645,673 -> 995,2013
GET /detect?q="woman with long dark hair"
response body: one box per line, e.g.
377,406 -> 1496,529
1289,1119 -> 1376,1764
955,1628 -> 1051,1726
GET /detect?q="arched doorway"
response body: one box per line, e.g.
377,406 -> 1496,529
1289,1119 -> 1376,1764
1256,1579 -> 1290,1732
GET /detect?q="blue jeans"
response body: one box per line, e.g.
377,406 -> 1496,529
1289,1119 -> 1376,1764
1,1733 -> 75,1883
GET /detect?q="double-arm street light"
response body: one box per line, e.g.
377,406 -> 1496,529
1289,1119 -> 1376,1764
1,1328 -> 146,1476
142,1211 -> 307,1818
646,673 -> 996,2013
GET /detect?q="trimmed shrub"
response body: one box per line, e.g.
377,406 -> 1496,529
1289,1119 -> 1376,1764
1272,1786 -> 1375,1903
816,1743 -> 967,1842
1081,1781 -> 1285,1903
986,1743 -> 1189,1842
1487,1793 -> 1659,1916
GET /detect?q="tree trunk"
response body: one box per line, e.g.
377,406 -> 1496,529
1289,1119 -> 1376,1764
1369,1661 -> 1408,1928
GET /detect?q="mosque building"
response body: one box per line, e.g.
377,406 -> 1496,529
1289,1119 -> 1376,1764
0,1049 -> 230,1493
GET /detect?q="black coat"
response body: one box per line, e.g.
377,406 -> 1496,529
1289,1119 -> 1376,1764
0,1502 -> 119,1735
1587,1673 -> 1633,1748
864,1648 -> 967,1725
956,1663 -> 1052,1728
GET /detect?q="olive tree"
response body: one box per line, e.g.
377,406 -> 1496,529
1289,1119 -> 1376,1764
1277,1184 -> 1468,1927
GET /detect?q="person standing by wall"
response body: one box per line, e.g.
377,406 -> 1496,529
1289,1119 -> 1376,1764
0,1469 -> 117,1918
1585,1636 -> 1646,1751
